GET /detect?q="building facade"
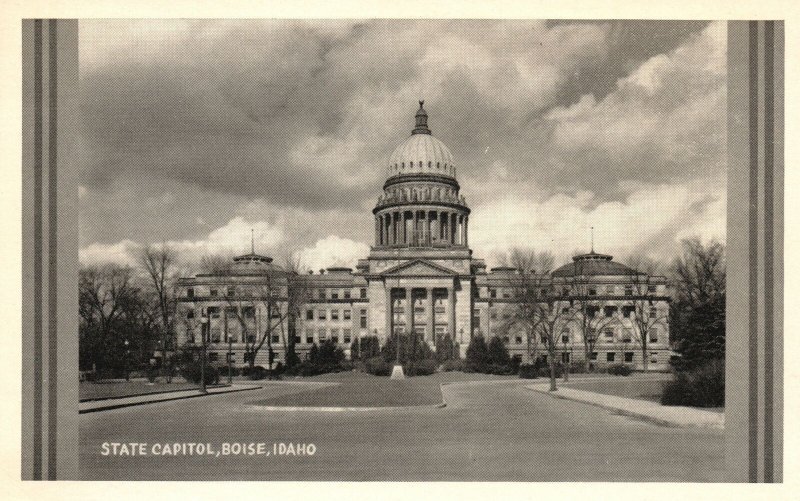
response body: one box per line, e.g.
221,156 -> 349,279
175,103 -> 672,370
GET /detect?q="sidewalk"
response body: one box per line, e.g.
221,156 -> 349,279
79,384 -> 262,414
527,383 -> 724,430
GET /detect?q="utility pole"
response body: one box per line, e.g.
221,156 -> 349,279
199,309 -> 208,394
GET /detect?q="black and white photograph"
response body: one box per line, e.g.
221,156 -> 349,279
13,6 -> 785,492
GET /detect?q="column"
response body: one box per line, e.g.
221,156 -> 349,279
379,215 -> 385,246
390,212 -> 396,246
401,211 -> 407,245
405,288 -> 413,335
375,217 -> 380,245
385,287 -> 392,339
425,211 -> 431,245
451,212 -> 457,244
427,288 -> 435,343
413,211 -> 419,246
464,215 -> 469,246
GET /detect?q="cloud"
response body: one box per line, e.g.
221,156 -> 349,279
298,235 -> 371,272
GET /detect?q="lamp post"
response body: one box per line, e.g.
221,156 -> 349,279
561,337 -> 569,382
123,339 -> 130,381
199,311 -> 209,394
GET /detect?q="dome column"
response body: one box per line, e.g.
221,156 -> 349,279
464,215 -> 469,246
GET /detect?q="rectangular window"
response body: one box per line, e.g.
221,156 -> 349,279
270,289 -> 279,298
562,288 -> 570,296
208,352 -> 218,362
489,288 -> 497,298
187,288 -> 194,298
650,352 -> 659,364
490,309 -> 497,320
561,334 -> 569,344
306,309 -> 314,321
305,329 -> 314,344
360,312 -> 367,328
649,328 -> 658,343
622,306 -> 634,318
243,306 -> 255,319
343,329 -> 352,343
343,309 -> 351,320
331,290 -> 339,299
587,306 -> 599,318
604,306 -> 617,318
271,335 -> 280,343
540,335 -> 547,344
187,309 -> 195,319
210,288 -> 218,297
649,307 -> 658,319
648,285 -> 657,293
208,306 -> 220,319
606,352 -> 616,362
473,308 -> 481,318
624,352 -> 634,363
604,329 -> 614,339
318,310 -> 326,320
502,336 -> 510,344
561,352 -> 570,363
318,328 -> 326,341
435,325 -> 447,335
344,290 -> 351,299
331,310 -> 339,321
331,328 -> 340,344
502,289 -> 511,299
624,286 -> 633,296
227,286 -> 235,297
293,335 -> 301,344
318,289 -> 326,300
590,352 -> 598,360
360,288 -> 367,299
606,285 -> 614,294
227,353 -> 235,363
588,288 -> 597,296
515,336 -> 523,344
562,307 -> 570,314
210,329 -> 221,343
623,329 -> 633,343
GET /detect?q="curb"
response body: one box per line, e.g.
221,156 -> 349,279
527,385 -> 724,430
247,401 -> 446,412
79,384 -> 232,403
79,385 -> 262,414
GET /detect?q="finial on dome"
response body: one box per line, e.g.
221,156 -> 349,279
412,100 -> 431,135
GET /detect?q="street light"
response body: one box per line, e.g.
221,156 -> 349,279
199,311 -> 209,394
227,334 -> 233,385
561,336 -> 570,383
123,339 -> 130,381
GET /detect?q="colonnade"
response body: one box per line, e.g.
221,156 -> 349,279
385,287 -> 456,343
375,210 -> 468,247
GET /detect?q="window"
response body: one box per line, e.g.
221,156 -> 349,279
331,329 -> 340,343
489,288 -> 497,298
540,288 -> 548,296
330,290 -> 338,299
606,352 -> 616,362
318,309 -> 326,320
650,352 -> 659,364
500,336 -> 509,344
649,328 -> 658,343
318,328 -> 326,341
561,352 -> 570,363
293,335 -> 301,344
589,288 -> 597,296
208,307 -> 220,319
318,289 -> 326,300
306,309 -> 314,321
360,310 -> 368,328
243,306 -> 255,319
331,310 -> 339,321
343,329 -> 352,343
359,288 -> 367,299
502,289 -> 511,299
562,307 -> 570,314
624,352 -> 634,363
227,353 -> 235,364
227,286 -> 235,297
473,308 -> 481,318
604,329 -> 614,339
208,352 -> 218,362
270,307 -> 281,319
210,329 -> 221,343
587,306 -> 599,318
649,307 -> 658,319
562,288 -> 570,296
490,309 -> 497,320
210,288 -> 218,297
604,306 -> 617,318
344,290 -> 351,299
515,336 -> 523,344
435,325 -> 447,335
343,309 -> 351,320
187,288 -> 194,298
624,286 -> 633,296
305,329 -> 314,344
648,285 -> 657,293
187,309 -> 195,319
590,352 -> 598,360
270,289 -> 279,298
623,329 -> 633,343
606,285 -> 614,294
622,306 -> 634,318
271,335 -> 280,343
540,335 -> 547,344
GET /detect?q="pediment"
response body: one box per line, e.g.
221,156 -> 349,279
381,259 -> 458,277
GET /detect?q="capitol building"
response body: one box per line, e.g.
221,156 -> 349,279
175,103 -> 671,370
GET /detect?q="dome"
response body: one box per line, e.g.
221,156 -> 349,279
551,251 -> 643,277
387,101 -> 456,178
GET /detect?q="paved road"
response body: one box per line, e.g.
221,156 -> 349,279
79,379 -> 724,481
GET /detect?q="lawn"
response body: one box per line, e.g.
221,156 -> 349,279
562,377 -> 668,403
252,370 -> 516,408
79,379 -> 208,401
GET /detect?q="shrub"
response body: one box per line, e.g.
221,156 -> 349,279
249,365 -> 268,380
607,364 -> 633,376
536,362 -> 563,379
518,363 -> 537,379
406,359 -> 438,376
465,336 -> 490,373
440,359 -> 466,372
661,359 -> 724,407
363,356 -> 393,376
216,365 -> 241,378
381,333 -> 434,365
435,334 -> 459,362
351,336 -> 381,361
486,363 -> 514,375
180,362 -> 219,385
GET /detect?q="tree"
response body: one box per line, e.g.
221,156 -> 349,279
624,255 -> 669,372
139,244 -> 178,381
464,335 -> 490,372
669,238 -> 726,371
486,336 -> 511,368
496,248 -> 574,391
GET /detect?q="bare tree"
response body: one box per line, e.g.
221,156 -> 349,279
497,248 -> 574,391
139,243 -> 178,381
624,255 -> 669,371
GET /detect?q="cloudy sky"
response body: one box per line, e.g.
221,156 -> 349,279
78,19 -> 726,271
